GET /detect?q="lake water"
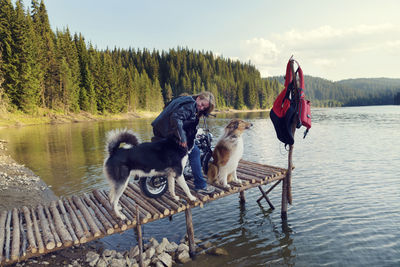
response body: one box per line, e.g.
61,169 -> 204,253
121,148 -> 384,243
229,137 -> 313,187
0,106 -> 399,266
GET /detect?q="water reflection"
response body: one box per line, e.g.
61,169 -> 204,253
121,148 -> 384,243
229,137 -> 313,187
1,106 -> 399,267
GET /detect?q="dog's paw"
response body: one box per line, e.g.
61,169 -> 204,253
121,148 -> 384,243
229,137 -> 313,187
235,179 -> 243,184
115,210 -> 126,220
189,196 -> 197,202
117,204 -> 123,211
223,184 -> 231,189
172,195 -> 180,201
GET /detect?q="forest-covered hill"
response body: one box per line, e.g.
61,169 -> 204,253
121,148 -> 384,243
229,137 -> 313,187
0,0 -> 282,114
1,0 -> 398,115
268,76 -> 400,107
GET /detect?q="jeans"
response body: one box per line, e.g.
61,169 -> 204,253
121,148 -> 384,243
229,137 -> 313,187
189,144 -> 207,190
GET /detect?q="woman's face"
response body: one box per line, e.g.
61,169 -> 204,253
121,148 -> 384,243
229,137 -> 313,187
196,97 -> 210,112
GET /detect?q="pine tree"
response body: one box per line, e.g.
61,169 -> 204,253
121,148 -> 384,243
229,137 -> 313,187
0,0 -> 19,108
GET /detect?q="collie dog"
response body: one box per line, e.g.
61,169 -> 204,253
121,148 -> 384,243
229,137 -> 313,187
103,129 -> 196,220
207,119 -> 252,188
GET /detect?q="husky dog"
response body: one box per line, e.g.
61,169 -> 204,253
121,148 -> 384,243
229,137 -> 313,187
103,129 -> 196,220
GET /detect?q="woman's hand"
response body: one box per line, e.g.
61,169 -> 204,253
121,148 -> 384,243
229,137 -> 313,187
179,141 -> 187,148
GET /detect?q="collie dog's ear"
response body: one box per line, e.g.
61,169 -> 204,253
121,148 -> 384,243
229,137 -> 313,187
227,120 -> 239,130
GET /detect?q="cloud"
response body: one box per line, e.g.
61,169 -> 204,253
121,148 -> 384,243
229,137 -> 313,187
239,24 -> 400,79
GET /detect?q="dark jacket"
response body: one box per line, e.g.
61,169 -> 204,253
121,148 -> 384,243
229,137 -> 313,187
151,96 -> 199,144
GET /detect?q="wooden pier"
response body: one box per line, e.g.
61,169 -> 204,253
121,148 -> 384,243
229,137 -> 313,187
0,159 -> 291,266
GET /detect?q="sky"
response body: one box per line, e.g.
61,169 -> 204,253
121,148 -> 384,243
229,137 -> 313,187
21,0 -> 400,81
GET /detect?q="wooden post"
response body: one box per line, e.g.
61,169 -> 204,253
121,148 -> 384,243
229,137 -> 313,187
281,59 -> 298,221
281,144 -> 293,220
258,186 -> 275,210
239,190 -> 246,204
185,208 -> 196,258
136,206 -> 144,267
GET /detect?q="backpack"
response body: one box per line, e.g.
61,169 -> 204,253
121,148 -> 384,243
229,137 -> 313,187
270,59 -> 311,146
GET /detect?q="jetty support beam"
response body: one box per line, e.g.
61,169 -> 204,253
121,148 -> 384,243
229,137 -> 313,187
185,208 -> 196,257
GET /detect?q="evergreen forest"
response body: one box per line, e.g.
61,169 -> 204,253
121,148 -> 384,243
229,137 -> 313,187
0,0 -> 282,115
269,76 -> 400,107
1,0 -> 399,116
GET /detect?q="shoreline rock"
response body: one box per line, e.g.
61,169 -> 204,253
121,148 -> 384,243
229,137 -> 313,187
0,139 -> 57,212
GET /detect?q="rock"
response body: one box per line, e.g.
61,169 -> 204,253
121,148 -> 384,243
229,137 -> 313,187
125,256 -> 137,267
86,251 -> 100,266
110,258 -> 127,267
201,241 -> 213,249
164,241 -> 179,253
143,259 -> 151,267
175,250 -> 191,264
158,252 -> 173,267
177,243 -> 189,253
96,258 -> 108,267
145,247 -> 155,259
156,237 -> 170,254
149,237 -> 159,248
155,261 -> 164,267
116,252 -> 124,259
129,246 -> 139,258
207,247 -> 229,256
103,249 -> 116,258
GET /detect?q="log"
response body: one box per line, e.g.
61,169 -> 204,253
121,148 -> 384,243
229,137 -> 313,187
79,195 -> 106,234
30,207 -> 44,253
120,193 -> 151,220
98,190 -> 130,230
67,197 -> 90,238
19,212 -> 27,257
58,200 -> 79,245
128,183 -> 170,216
37,205 -> 55,250
163,192 -> 190,210
124,187 -> 161,219
63,198 -> 87,243
88,194 -> 118,231
44,205 -> 62,248
257,186 -> 275,210
184,180 -> 210,201
239,190 -> 246,204
82,194 -> 114,235
185,208 -> 196,257
118,194 -> 145,224
92,190 -> 127,230
0,210 -> 8,262
11,208 -> 20,261
72,196 -> 101,237
174,186 -> 201,206
5,210 -> 11,261
136,206 -> 144,267
256,180 -> 282,203
160,195 -> 183,213
49,201 -> 73,246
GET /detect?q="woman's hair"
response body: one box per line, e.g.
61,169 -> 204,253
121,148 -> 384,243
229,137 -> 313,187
194,91 -> 215,116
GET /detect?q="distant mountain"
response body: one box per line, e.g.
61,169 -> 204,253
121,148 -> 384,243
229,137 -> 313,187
266,76 -> 400,107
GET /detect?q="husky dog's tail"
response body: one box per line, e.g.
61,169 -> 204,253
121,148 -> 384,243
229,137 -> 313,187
105,129 -> 139,156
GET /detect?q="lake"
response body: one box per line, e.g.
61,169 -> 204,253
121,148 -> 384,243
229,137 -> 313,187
0,106 -> 399,266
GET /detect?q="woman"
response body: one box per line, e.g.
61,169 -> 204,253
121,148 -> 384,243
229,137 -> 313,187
151,91 -> 216,193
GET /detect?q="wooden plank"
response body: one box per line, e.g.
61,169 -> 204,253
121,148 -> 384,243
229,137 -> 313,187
0,210 -> 8,262
31,208 -> 44,253
37,205 -> 55,250
11,208 -> 20,261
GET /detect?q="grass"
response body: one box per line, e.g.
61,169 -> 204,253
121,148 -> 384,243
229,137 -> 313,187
0,108 -> 160,128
